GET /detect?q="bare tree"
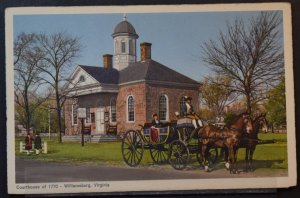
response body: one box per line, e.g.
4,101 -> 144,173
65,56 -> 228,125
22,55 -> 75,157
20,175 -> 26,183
201,75 -> 238,117
14,33 -> 50,134
36,32 -> 81,143
202,11 -> 284,114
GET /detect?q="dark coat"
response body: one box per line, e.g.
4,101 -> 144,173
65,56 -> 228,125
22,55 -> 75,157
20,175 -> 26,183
34,136 -> 42,149
180,103 -> 194,117
25,136 -> 32,150
152,119 -> 162,128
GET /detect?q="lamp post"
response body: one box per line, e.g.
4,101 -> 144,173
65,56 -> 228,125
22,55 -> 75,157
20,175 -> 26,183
48,105 -> 51,140
77,108 -> 86,147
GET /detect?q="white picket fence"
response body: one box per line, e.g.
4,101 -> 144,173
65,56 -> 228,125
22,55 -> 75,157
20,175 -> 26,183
19,141 -> 48,154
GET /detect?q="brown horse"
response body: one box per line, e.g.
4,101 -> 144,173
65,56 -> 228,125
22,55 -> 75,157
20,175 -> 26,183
199,113 -> 253,174
240,113 -> 268,172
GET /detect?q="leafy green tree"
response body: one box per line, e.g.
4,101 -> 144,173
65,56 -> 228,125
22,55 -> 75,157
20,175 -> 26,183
264,77 -> 286,128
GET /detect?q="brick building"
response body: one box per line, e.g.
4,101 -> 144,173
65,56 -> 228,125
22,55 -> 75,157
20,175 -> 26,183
63,16 -> 200,135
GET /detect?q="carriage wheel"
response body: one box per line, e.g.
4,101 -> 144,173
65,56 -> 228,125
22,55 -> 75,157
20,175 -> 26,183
168,140 -> 189,170
121,130 -> 144,167
196,147 -> 218,165
149,144 -> 169,164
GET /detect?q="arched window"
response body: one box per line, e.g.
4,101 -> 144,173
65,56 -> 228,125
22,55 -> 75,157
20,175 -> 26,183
110,98 -> 117,122
159,95 -> 168,121
127,96 -> 134,122
180,96 -> 185,116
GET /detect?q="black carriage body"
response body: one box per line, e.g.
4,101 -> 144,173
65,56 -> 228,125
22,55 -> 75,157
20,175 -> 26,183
121,120 -> 219,169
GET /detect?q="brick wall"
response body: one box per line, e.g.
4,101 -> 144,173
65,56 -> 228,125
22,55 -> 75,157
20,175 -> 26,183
116,83 -> 147,133
145,83 -> 199,122
65,83 -> 200,135
116,82 -> 199,134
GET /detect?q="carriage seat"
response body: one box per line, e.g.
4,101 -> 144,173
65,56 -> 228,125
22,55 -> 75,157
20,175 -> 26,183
176,118 -> 194,128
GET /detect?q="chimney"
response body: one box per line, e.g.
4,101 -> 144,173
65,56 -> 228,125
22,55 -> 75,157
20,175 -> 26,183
103,54 -> 113,69
140,42 -> 152,62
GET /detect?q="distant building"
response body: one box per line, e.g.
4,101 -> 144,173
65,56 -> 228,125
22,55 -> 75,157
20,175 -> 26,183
63,16 -> 200,135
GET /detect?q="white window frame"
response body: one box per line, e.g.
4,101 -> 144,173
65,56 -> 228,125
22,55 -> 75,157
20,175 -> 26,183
126,95 -> 135,123
110,98 -> 117,123
121,41 -> 126,53
159,94 -> 169,121
71,104 -> 78,126
85,107 -> 92,124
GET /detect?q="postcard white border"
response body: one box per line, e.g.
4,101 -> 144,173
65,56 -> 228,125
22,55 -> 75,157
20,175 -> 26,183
6,3 -> 296,194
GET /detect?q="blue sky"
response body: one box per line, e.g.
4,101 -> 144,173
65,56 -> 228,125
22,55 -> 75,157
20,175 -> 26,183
13,11 -> 282,81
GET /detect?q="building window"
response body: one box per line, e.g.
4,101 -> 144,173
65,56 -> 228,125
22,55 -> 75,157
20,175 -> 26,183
180,96 -> 185,116
159,95 -> 168,121
127,96 -> 134,122
91,113 -> 95,123
85,107 -> 91,124
129,40 -> 134,54
72,104 -> 78,125
110,98 -> 117,122
121,41 -> 126,53
79,75 -> 85,82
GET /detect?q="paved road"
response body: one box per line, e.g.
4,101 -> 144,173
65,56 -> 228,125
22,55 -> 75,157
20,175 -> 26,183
15,158 -> 287,183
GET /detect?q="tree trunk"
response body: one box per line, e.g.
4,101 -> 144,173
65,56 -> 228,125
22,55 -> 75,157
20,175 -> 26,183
245,92 -> 252,115
55,84 -> 63,143
24,87 -> 31,134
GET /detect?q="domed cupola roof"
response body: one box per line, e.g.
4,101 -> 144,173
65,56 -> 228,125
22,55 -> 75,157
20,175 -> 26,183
112,16 -> 139,38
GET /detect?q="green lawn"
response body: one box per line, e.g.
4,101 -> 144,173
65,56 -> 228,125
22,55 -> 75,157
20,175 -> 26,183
15,133 -> 288,170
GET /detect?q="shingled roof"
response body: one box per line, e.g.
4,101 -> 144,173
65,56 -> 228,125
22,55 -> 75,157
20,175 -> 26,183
119,59 -> 199,86
79,65 -> 119,84
78,60 -> 199,87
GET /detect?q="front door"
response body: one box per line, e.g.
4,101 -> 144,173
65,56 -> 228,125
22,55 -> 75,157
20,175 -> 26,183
96,107 -> 105,134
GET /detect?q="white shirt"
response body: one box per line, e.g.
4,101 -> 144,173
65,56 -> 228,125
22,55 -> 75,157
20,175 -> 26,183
185,103 -> 191,113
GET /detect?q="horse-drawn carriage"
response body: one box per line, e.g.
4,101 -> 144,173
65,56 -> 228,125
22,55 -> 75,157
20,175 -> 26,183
121,118 -> 218,170
121,111 -> 270,174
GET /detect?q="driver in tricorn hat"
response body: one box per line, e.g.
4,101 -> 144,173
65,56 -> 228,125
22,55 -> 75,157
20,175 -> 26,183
181,96 -> 203,128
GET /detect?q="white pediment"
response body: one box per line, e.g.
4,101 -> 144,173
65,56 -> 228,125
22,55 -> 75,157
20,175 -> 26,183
65,66 -> 100,90
64,65 -> 119,97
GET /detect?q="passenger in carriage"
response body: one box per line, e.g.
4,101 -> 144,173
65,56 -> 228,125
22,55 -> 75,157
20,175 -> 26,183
151,113 -> 162,128
181,96 -> 203,128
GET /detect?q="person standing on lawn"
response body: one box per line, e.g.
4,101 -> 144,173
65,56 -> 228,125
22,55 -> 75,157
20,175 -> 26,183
25,133 -> 33,155
34,133 -> 42,155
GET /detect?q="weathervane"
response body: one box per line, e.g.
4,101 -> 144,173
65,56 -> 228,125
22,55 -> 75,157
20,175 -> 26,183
123,13 -> 127,21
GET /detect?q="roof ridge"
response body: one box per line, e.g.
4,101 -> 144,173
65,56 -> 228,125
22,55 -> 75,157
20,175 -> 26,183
147,59 -> 199,84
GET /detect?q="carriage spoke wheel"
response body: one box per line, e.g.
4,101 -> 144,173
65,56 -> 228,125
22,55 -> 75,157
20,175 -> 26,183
150,144 -> 169,165
168,140 -> 189,170
197,147 -> 218,165
121,130 -> 144,167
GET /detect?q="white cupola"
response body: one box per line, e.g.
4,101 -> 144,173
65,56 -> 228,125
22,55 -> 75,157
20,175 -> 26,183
112,14 -> 139,71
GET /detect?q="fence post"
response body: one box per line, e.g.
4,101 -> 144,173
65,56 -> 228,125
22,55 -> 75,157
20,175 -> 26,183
20,142 -> 23,153
43,142 -> 47,154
